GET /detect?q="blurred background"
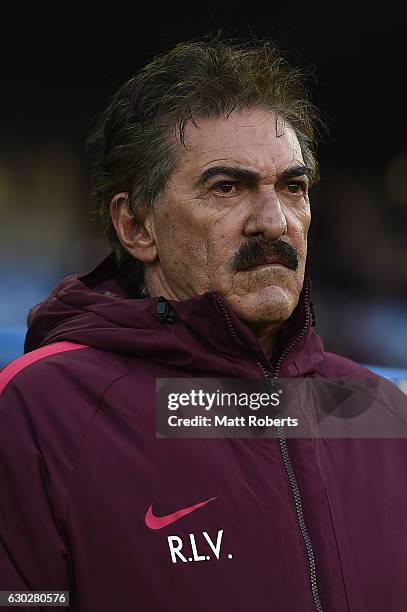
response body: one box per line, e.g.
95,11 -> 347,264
1,2 -> 406,378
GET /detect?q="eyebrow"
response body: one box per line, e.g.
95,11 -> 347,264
194,164 -> 312,189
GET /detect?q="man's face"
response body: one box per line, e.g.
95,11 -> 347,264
148,108 -> 311,328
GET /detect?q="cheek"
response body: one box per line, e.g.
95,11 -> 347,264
287,205 -> 310,246
153,210 -> 211,279
202,211 -> 245,266
179,205 -> 238,257
154,196 -> 243,276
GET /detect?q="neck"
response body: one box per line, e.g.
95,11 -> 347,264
244,319 -> 283,358
144,267 -> 187,301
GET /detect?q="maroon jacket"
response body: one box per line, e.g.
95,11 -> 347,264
1,254 -> 406,612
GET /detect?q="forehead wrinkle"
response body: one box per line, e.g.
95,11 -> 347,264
184,126 -> 298,155
193,131 -> 301,160
189,136 -> 296,155
181,107 -> 299,150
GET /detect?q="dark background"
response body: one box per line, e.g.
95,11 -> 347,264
1,2 -> 406,368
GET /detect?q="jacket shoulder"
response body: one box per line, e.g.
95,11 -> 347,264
0,342 -> 86,396
0,341 -> 130,401
318,350 -> 378,378
0,343 -> 137,524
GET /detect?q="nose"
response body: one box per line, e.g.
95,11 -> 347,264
243,187 -> 287,242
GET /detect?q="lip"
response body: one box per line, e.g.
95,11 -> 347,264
243,261 -> 289,271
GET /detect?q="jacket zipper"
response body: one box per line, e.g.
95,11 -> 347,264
214,284 -> 324,612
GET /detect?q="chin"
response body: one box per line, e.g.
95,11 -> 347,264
231,284 -> 299,326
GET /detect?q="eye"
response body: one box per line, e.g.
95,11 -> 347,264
285,181 -> 307,195
212,181 -> 238,196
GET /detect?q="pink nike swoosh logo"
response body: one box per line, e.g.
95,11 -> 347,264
145,496 -> 217,530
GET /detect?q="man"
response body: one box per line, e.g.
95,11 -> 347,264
0,36 -> 406,612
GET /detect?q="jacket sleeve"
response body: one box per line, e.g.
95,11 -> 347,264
0,378 -> 73,609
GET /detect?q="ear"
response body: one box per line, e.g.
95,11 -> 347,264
110,193 -> 158,263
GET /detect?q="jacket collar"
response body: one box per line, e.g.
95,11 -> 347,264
25,253 -> 325,377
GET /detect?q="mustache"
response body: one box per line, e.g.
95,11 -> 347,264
230,239 -> 299,272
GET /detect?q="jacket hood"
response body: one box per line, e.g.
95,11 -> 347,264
24,253 -> 325,376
